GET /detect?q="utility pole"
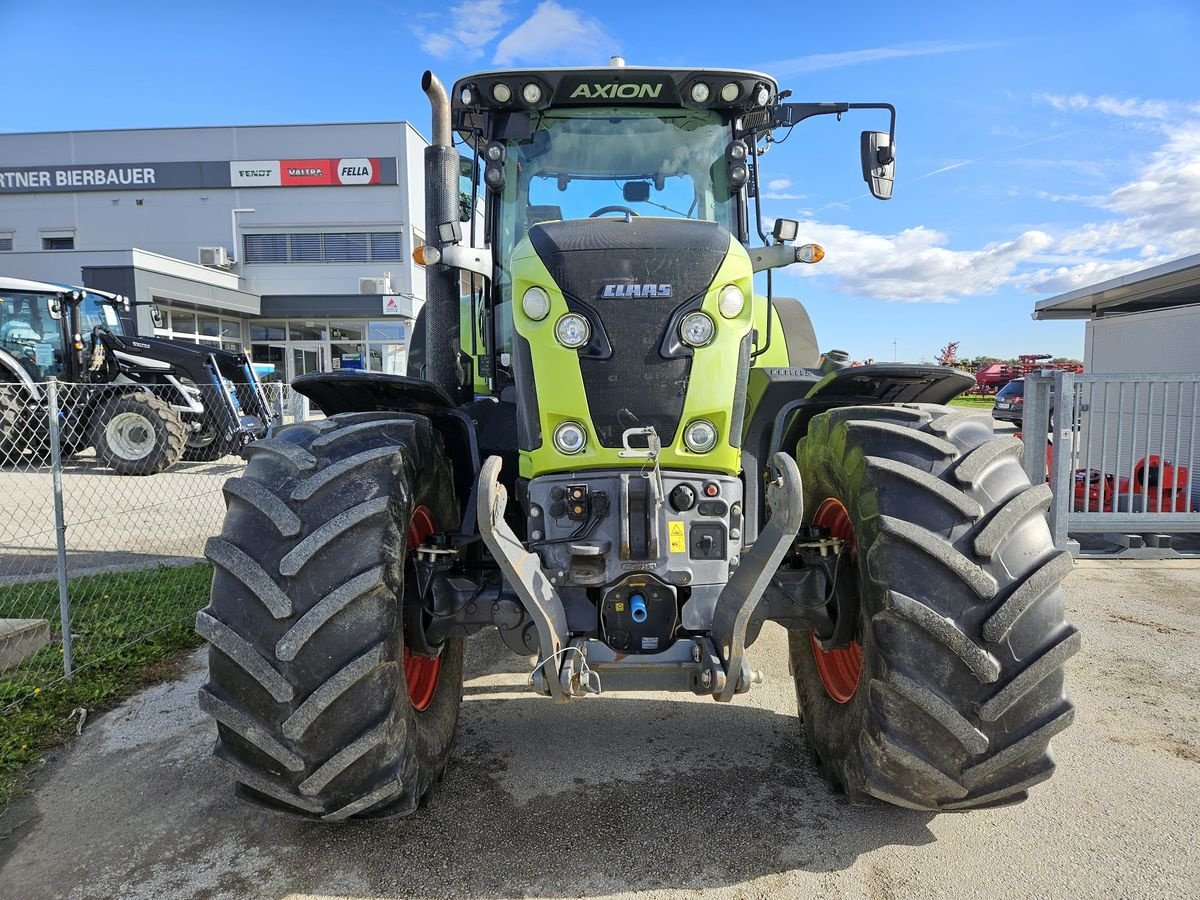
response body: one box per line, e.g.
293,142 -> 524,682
893,339 -> 897,362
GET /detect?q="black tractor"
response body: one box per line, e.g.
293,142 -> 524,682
0,276 -> 273,474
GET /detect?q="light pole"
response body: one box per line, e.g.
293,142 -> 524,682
893,339 -> 897,362
230,208 -> 255,265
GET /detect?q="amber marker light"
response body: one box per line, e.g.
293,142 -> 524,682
796,243 -> 825,264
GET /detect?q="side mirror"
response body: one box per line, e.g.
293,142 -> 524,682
48,297 -> 62,320
622,181 -> 651,203
860,131 -> 895,200
149,304 -> 164,329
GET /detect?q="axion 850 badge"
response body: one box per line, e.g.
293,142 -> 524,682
337,158 -> 376,185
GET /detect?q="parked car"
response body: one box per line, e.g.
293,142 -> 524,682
992,377 -> 1026,425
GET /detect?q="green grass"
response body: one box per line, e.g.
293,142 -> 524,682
0,563 -> 210,809
949,394 -> 996,408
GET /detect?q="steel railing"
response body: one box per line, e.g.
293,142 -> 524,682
1023,371 -> 1200,557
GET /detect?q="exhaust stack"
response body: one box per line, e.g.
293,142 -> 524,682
421,70 -> 462,401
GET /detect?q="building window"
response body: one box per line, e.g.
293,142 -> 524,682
0,234 -> 12,251
153,301 -> 245,350
43,236 -> 74,250
243,231 -> 405,264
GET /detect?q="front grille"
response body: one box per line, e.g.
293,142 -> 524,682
530,219 -> 729,448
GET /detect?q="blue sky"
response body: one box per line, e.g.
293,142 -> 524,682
3,0 -> 1198,362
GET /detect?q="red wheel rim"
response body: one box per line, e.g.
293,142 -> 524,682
403,505 -> 441,712
809,498 -> 863,704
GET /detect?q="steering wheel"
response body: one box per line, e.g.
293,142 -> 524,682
589,205 -> 641,218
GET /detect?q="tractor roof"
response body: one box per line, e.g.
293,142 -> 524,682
452,66 -> 780,140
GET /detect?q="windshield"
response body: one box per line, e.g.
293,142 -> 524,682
498,107 -> 733,255
491,107 -> 734,359
0,290 -> 61,381
79,294 -> 123,334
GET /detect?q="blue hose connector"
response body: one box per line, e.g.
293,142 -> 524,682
630,593 -> 648,623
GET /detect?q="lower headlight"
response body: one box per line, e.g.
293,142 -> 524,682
680,311 -> 715,347
553,421 -> 587,454
683,419 -> 718,453
718,284 -> 745,318
555,313 -> 591,348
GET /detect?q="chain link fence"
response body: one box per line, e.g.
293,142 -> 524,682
0,379 -> 311,711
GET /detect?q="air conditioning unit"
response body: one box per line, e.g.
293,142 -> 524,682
359,274 -> 392,294
199,246 -> 232,268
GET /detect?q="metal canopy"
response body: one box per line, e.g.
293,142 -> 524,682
1033,253 -> 1200,320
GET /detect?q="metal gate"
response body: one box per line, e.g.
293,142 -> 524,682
1022,371 -> 1200,557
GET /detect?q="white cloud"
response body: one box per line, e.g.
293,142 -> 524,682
414,0 -> 512,60
764,177 -> 805,200
783,95 -> 1200,303
769,41 -> 995,77
1036,92 -> 1174,121
493,1 -> 616,66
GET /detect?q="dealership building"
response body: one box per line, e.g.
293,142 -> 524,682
0,122 -> 429,381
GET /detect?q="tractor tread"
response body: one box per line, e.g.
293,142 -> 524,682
873,517 -> 998,600
198,688 -> 304,772
291,446 -> 399,501
963,706 -> 1075,787
299,720 -> 391,797
973,483 -> 1053,557
322,779 -> 405,822
278,497 -> 390,577
982,550 -> 1075,642
881,591 -> 1001,683
241,438 -> 317,472
198,415 -> 463,821
791,403 -> 1075,811
274,567 -> 385,662
196,611 -> 293,702
213,752 -> 324,814
222,477 -> 302,536
953,436 -> 1023,487
864,456 -> 984,519
873,672 -> 989,755
283,645 -> 388,740
980,628 -> 1082,722
204,537 -> 292,619
309,418 -> 412,450
844,420 -> 958,459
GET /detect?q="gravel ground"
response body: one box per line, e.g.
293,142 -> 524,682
1,561 -> 1198,900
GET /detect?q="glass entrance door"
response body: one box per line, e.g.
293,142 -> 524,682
288,342 -> 328,381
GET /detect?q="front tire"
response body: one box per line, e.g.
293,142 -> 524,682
92,392 -> 186,475
197,411 -> 463,820
790,404 -> 1078,810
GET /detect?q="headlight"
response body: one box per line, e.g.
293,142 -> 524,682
555,313 -> 591,349
683,419 -> 718,453
717,284 -> 745,318
680,311 -> 715,347
492,82 -> 512,103
553,421 -> 586,454
460,87 -> 474,105
755,85 -> 771,106
690,82 -> 711,103
720,82 -> 740,102
522,286 -> 551,321
522,82 -> 542,104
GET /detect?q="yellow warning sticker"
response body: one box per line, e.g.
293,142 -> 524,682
669,520 -> 686,553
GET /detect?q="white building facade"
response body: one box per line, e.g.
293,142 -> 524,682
0,122 -> 428,382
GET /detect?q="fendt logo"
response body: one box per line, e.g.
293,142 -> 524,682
600,283 -> 672,299
570,83 -> 664,100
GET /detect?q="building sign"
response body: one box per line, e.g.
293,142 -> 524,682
0,157 -> 398,194
231,158 -> 387,188
382,295 -> 404,316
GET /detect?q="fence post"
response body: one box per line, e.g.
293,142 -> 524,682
46,378 -> 74,678
1048,370 -> 1075,551
1022,372 -> 1049,485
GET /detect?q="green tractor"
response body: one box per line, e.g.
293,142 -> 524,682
197,63 -> 1077,821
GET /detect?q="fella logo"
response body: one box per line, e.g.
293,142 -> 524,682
600,283 -> 672,299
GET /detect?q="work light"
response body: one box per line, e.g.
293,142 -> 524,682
684,420 -> 718,453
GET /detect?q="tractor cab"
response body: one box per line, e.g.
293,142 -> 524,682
0,282 -> 123,383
